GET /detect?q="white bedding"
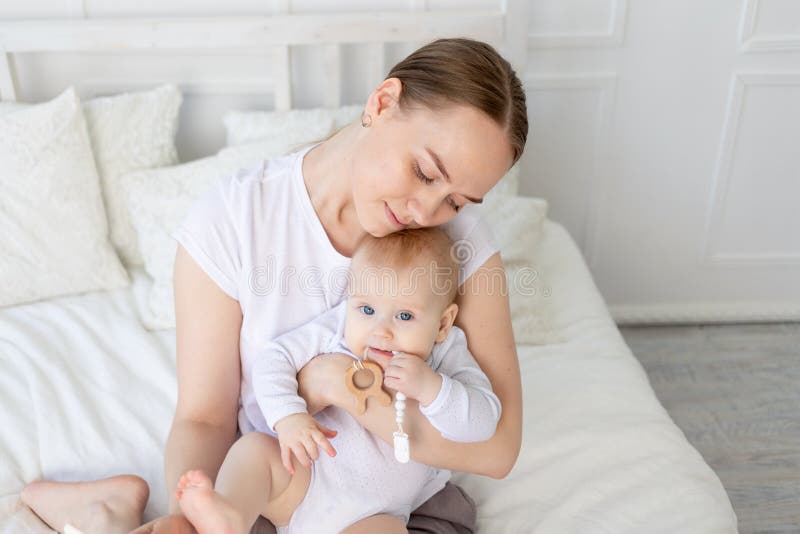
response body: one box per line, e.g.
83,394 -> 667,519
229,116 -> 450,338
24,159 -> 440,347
0,220 -> 738,533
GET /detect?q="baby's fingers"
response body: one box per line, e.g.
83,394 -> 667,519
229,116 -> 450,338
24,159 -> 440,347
313,431 -> 337,457
302,435 -> 320,461
281,444 -> 295,474
292,443 -> 312,468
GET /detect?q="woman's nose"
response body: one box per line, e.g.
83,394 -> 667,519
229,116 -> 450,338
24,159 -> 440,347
407,197 -> 437,227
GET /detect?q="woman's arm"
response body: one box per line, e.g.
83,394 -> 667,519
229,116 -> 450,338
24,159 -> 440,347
301,253 -> 522,479
165,245 -> 244,513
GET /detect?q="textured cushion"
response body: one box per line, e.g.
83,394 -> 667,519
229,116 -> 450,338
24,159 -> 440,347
0,87 -> 130,307
82,84 -> 182,266
2,85 -> 182,267
480,193 -> 551,345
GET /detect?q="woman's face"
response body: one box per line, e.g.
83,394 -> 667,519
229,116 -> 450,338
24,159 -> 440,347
349,79 -> 515,237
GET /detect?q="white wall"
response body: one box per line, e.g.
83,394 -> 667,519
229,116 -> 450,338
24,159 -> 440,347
2,0 -> 799,324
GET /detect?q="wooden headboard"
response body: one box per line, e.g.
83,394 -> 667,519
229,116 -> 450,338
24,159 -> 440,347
0,5 -> 528,158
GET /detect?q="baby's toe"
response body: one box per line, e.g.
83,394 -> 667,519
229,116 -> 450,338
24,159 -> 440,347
185,470 -> 213,490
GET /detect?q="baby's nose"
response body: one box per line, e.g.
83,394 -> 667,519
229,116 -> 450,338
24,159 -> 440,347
373,323 -> 393,339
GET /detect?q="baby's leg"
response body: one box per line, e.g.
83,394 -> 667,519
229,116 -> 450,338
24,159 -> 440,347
342,514 -> 409,534
178,432 -> 311,534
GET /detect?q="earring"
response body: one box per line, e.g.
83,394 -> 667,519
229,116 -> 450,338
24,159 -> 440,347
361,112 -> 372,128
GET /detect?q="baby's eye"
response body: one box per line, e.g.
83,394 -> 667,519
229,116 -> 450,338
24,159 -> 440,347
360,305 -> 375,315
397,312 -> 413,321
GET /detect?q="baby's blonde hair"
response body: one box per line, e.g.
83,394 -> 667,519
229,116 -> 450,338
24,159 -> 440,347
351,227 -> 460,303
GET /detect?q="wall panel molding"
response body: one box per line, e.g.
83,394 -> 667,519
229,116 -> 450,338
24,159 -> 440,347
702,72 -> 800,268
524,73 -> 617,270
739,0 -> 800,53
528,0 -> 627,49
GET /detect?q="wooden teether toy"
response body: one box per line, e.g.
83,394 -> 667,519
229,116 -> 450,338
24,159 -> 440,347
344,352 -> 391,414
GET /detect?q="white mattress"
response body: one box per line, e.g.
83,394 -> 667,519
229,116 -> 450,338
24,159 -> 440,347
0,220 -> 739,533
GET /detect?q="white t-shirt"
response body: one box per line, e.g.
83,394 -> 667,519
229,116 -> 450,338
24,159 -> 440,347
171,143 -> 498,434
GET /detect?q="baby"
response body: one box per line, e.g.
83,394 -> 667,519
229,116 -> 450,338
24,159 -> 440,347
174,227 -> 501,534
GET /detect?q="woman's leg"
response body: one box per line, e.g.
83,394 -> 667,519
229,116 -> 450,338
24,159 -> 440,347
20,475 -> 149,533
177,432 -> 310,533
342,514 -> 408,534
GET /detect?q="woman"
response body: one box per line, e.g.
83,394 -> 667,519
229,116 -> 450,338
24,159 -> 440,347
21,37 -> 527,534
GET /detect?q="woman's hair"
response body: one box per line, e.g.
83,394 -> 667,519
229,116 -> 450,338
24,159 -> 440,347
386,37 -> 529,165
295,38 -> 528,163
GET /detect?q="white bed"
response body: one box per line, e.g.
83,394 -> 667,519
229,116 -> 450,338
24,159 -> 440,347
0,220 -> 738,533
0,6 -> 738,534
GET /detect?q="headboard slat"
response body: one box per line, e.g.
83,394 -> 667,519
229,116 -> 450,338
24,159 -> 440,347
322,44 -> 342,108
0,12 -> 503,52
274,45 -> 292,111
365,43 -> 386,96
0,52 -> 17,101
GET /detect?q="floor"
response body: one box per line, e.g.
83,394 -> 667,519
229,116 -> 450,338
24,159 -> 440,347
618,322 -> 800,534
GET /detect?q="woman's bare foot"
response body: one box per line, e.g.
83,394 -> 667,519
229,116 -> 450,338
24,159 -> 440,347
20,474 -> 149,533
176,470 -> 245,534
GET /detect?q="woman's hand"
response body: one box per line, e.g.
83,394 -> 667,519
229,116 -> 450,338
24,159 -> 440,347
297,353 -> 353,415
129,513 -> 197,534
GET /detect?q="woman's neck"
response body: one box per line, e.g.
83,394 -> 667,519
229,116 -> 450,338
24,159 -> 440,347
301,123 -> 367,258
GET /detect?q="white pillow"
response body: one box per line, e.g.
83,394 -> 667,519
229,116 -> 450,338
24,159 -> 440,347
223,105 -> 363,147
124,132 -> 331,330
2,85 -> 182,267
82,84 -> 182,267
480,193 -> 552,345
0,87 -> 130,307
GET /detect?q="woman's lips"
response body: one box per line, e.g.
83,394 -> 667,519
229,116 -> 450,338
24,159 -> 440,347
384,203 -> 406,229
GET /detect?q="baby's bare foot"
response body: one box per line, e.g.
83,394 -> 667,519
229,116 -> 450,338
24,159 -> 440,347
21,474 -> 148,533
177,470 -> 246,534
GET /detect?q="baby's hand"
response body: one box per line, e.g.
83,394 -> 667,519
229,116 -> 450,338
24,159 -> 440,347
384,352 -> 443,407
274,413 -> 337,474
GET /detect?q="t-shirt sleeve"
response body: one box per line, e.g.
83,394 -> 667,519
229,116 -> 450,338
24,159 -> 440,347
170,166 -> 256,301
442,204 -> 499,287
420,326 -> 502,442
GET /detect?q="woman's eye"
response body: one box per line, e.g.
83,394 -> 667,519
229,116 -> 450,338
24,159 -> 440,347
414,161 -> 459,212
360,305 -> 375,315
413,162 -> 434,185
397,312 -> 413,321
447,196 -> 461,213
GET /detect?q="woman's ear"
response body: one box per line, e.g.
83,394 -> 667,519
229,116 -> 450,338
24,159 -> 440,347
365,77 -> 403,123
435,302 -> 459,343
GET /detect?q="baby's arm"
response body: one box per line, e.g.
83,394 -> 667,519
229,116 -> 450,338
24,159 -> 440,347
419,327 -> 502,442
252,302 -> 344,432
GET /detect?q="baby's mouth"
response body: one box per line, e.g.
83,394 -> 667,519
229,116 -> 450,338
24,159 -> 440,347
367,346 -> 396,359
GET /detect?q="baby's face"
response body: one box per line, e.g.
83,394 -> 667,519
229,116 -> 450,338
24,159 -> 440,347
343,260 -> 453,362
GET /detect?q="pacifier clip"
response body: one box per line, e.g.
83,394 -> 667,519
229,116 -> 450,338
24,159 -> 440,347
343,349 -> 410,463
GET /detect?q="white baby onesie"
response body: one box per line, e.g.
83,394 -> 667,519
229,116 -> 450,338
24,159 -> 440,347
248,300 -> 501,534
